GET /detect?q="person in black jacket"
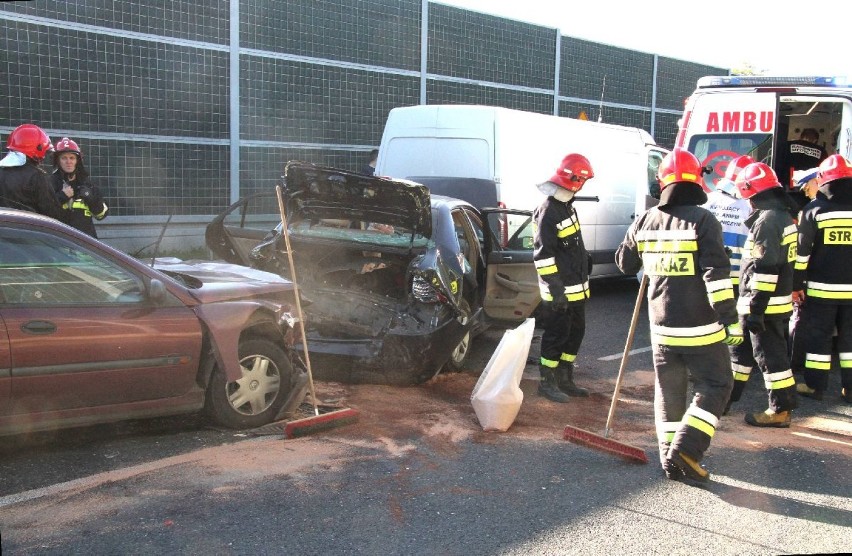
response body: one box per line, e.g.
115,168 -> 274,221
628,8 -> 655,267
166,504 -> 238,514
50,137 -> 108,238
0,124 -> 66,221
533,153 -> 595,403
617,147 -> 739,484
729,162 -> 798,427
794,154 -> 852,404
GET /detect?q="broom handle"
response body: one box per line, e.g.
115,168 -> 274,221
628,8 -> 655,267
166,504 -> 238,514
604,273 -> 648,437
276,186 -> 320,417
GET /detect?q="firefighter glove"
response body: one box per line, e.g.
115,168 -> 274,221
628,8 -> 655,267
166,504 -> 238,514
723,323 -> 744,346
745,313 -> 766,333
550,295 -> 568,314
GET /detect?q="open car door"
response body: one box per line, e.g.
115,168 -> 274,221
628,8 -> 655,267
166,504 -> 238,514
481,209 -> 539,322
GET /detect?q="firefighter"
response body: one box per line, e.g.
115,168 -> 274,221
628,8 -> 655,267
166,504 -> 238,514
0,124 -> 65,221
794,154 -> 852,404
703,155 -> 753,294
616,148 -> 739,483
728,162 -> 798,426
50,137 -> 109,238
533,153 -> 594,403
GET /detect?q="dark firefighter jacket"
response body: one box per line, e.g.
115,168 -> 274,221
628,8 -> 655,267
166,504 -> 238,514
0,163 -> 66,221
794,176 -> 852,304
737,188 -> 796,318
616,182 -> 737,349
50,171 -> 108,238
533,194 -> 590,303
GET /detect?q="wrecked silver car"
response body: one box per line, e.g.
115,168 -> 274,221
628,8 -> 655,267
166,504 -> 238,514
206,162 -> 539,385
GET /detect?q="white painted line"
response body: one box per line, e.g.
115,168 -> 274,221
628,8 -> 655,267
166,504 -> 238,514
598,346 -> 653,361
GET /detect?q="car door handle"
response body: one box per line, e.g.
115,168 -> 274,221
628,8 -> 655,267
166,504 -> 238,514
21,320 -> 57,335
501,255 -> 513,262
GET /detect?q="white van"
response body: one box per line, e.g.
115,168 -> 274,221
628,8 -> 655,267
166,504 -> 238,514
676,75 -> 852,189
375,105 -> 668,277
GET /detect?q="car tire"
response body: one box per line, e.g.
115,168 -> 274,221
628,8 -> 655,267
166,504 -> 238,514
205,337 -> 294,429
445,300 -> 473,372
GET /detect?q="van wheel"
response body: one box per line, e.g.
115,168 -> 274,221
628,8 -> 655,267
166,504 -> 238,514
205,338 -> 293,429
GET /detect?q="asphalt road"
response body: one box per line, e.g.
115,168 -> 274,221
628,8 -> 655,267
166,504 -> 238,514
1,277 -> 850,555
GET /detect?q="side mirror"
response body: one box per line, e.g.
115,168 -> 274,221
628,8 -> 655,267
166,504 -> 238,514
148,278 -> 167,304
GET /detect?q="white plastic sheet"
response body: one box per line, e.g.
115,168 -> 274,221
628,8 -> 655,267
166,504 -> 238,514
470,318 -> 535,432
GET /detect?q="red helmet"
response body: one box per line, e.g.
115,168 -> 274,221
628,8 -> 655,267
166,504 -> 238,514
6,124 -> 53,161
549,153 -> 594,192
657,148 -> 704,190
54,137 -> 82,159
735,162 -> 781,199
724,155 -> 754,181
817,154 -> 852,185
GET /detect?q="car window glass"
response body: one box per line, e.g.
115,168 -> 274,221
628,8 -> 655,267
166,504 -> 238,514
0,227 -> 144,305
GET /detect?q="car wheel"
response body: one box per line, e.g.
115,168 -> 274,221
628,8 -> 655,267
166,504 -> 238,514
445,300 -> 473,372
205,337 -> 293,429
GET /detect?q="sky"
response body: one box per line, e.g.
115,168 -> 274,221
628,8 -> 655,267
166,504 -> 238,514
439,0 -> 850,76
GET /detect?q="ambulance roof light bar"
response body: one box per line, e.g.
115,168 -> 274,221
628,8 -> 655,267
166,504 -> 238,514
697,76 -> 849,88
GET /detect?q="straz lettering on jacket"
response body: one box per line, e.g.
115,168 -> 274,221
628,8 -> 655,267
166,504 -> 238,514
637,229 -> 697,276
556,213 -> 581,246
817,211 -> 852,245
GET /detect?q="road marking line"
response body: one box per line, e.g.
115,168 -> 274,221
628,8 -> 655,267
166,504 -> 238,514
598,346 -> 653,361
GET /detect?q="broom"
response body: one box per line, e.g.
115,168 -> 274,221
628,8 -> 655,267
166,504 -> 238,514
563,274 -> 649,463
272,184 -> 359,438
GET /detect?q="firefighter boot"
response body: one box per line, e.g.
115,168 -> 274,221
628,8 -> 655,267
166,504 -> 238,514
745,408 -> 791,428
796,383 -> 823,400
666,450 -> 709,484
538,366 -> 571,403
557,362 -> 589,397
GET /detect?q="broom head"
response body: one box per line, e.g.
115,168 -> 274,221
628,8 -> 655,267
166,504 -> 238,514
564,424 -> 649,464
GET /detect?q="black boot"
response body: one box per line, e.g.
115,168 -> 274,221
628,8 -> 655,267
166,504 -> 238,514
557,362 -> 589,397
538,366 -> 570,403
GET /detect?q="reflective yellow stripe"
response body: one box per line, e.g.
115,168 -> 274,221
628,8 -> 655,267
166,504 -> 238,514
816,218 -> 852,228
737,295 -> 792,315
537,265 -> 558,276
764,369 -> 795,390
540,357 -> 559,368
684,404 -> 718,438
638,240 -> 698,252
805,353 -> 831,370
806,281 -> 852,300
560,353 -> 576,363
556,217 -> 580,238
840,353 -> 852,368
754,282 -> 777,292
655,421 -> 679,443
708,289 -> 734,303
539,282 -> 590,302
654,328 -> 726,347
732,363 -> 752,382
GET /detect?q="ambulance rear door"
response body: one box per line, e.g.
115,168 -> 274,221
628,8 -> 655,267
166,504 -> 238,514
681,91 -> 776,190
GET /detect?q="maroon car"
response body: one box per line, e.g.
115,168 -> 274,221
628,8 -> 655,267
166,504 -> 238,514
0,209 -> 308,436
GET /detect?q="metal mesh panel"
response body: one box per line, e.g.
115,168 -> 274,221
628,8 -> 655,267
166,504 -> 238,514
241,0 -> 421,69
69,140 -> 230,217
0,1 -> 229,44
0,20 -> 229,136
240,147 -> 366,200
240,57 -> 419,144
427,81 -> 553,114
558,101 -> 651,131
656,57 -> 725,111
428,4 -> 556,89
561,38 -> 655,107
652,113 -> 683,150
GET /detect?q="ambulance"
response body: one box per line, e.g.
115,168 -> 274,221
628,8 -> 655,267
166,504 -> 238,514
676,76 -> 852,189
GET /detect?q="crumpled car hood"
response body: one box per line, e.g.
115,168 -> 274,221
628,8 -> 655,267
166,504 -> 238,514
152,259 -> 295,304
282,161 -> 432,236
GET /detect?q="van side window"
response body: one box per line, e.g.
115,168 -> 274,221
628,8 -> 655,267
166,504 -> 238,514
648,151 -> 664,199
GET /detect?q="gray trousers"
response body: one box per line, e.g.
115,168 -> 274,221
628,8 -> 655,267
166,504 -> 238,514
653,342 -> 733,465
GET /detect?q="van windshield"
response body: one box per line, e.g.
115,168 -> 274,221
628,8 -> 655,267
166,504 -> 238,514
688,134 -> 772,190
